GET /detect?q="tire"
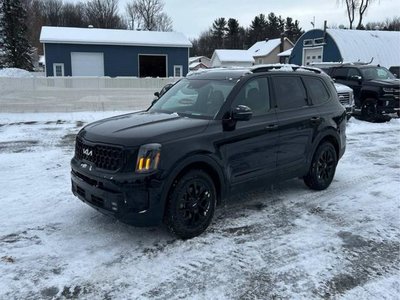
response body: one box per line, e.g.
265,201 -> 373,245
165,170 -> 216,239
361,98 -> 377,121
304,142 -> 338,191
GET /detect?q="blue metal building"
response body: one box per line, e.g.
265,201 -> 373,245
40,26 -> 192,77
289,29 -> 400,68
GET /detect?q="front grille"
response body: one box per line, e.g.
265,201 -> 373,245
90,195 -> 105,208
75,137 -> 123,171
338,92 -> 350,105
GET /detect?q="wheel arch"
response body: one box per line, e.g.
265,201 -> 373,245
309,130 -> 340,166
159,153 -> 226,218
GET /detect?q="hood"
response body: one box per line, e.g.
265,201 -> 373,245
79,111 -> 210,147
334,82 -> 353,93
367,78 -> 400,87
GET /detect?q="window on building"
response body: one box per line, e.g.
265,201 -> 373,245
53,63 -> 64,77
258,58 -> 263,64
174,65 -> 183,77
303,39 -> 313,46
314,38 -> 325,45
272,76 -> 308,110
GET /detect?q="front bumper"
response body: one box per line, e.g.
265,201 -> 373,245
377,96 -> 400,114
71,158 -> 165,226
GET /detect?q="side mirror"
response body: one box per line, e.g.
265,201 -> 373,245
154,91 -> 160,98
232,105 -> 252,121
350,75 -> 362,82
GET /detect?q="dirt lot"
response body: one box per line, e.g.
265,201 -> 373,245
0,112 -> 399,299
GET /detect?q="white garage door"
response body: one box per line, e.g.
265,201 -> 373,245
71,52 -> 104,76
303,47 -> 323,66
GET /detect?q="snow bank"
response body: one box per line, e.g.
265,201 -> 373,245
0,68 -> 33,78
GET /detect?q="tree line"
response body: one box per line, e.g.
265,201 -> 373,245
190,13 -> 303,58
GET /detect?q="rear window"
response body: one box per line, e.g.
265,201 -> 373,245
303,77 -> 330,105
272,76 -> 308,110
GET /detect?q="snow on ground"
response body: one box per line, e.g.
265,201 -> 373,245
0,68 -> 33,78
0,113 -> 399,299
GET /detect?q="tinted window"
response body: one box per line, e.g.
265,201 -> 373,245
303,77 -> 330,104
360,67 -> 395,80
348,68 -> 360,78
149,78 -> 235,118
232,77 -> 270,116
331,68 -> 349,80
272,76 -> 307,110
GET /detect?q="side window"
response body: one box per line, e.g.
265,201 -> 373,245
347,68 -> 361,79
303,77 -> 330,105
331,68 -> 348,80
231,77 -> 270,116
272,76 -> 308,110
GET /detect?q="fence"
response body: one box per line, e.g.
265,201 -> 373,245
0,77 -> 176,113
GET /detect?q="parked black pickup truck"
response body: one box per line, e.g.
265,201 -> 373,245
325,64 -> 400,120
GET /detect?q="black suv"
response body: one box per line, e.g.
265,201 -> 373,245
326,65 -> 400,120
71,67 -> 346,239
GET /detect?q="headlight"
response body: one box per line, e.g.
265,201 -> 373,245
136,143 -> 161,173
383,88 -> 394,93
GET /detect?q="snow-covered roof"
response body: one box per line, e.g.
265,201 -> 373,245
189,56 -> 210,63
248,38 -> 281,57
212,50 -> 255,63
40,26 -> 192,48
278,48 -> 293,57
189,61 -> 208,69
326,29 -> 400,67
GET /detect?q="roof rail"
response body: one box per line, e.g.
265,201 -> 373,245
251,64 -> 322,74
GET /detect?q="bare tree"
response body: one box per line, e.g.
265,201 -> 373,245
42,0 -> 63,26
62,2 -> 88,27
341,0 -> 356,29
357,0 -> 376,29
126,2 -> 140,29
125,0 -> 172,31
339,0 -> 377,29
155,12 -> 172,31
85,0 -> 125,29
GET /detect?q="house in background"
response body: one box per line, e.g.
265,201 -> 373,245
210,50 -> 255,67
40,26 -> 192,77
277,48 -> 293,64
289,29 -> 400,68
189,56 -> 211,71
248,37 -> 294,65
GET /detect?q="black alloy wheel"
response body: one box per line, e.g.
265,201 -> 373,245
361,98 -> 377,121
166,170 -> 216,239
304,142 -> 338,190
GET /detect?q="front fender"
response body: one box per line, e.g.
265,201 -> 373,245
157,152 -> 227,217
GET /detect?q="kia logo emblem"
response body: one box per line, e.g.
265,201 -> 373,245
83,148 -> 93,156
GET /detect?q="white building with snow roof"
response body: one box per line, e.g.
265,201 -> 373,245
289,29 -> 400,68
210,50 -> 255,68
248,37 -> 294,65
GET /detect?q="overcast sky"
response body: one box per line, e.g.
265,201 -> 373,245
68,0 -> 400,38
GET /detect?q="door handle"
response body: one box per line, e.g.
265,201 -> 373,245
265,124 -> 279,131
310,117 -> 322,125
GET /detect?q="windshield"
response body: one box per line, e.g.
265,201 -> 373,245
360,67 -> 395,80
149,78 -> 236,119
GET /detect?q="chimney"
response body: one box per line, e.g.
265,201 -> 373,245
280,34 -> 284,53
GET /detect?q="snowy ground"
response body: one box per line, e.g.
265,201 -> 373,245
0,112 -> 399,299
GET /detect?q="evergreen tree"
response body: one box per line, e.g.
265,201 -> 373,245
226,18 -> 240,49
212,17 -> 227,49
249,14 -> 267,44
0,1 -> 5,67
285,17 -> 303,43
0,0 -> 33,70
